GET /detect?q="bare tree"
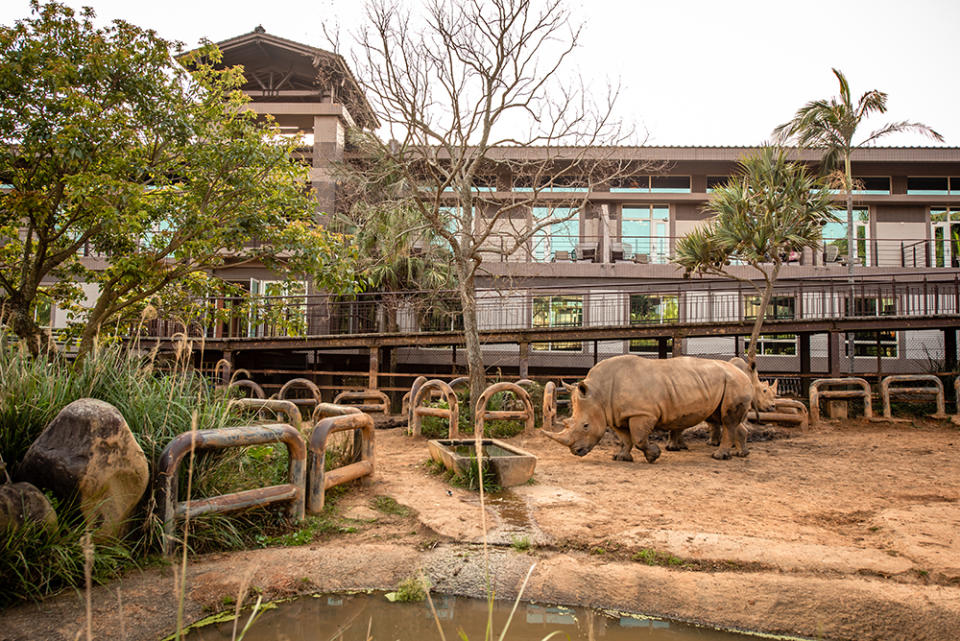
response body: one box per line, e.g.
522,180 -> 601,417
342,0 -> 638,406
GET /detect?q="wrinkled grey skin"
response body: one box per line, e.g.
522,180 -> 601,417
699,357 -> 779,447
543,355 -> 754,462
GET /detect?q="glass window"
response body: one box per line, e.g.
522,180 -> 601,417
629,294 -> 677,352
930,207 -> 960,268
744,333 -> 797,356
844,297 -> 897,358
907,177 -> 949,195
705,176 -> 728,193
823,208 -> 869,265
622,205 -> 670,263
610,175 -> 650,193
532,207 -> 578,262
610,175 -> 690,193
651,176 -> 691,193
853,177 -> 890,195
849,331 -> 898,358
743,295 -> 795,321
532,295 -> 583,351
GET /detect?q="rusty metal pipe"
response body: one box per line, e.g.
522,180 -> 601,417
229,398 -> 302,431
157,423 -> 305,556
308,413 -> 375,514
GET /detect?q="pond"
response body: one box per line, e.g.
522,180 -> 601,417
186,592 -> 781,640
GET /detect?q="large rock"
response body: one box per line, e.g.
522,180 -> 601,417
16,398 -> 149,540
0,482 -> 57,531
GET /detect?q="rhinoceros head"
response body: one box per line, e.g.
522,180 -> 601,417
542,380 -> 606,457
748,361 -> 778,411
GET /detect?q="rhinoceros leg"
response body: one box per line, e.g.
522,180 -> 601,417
628,415 -> 660,463
665,429 -> 688,451
707,423 -> 722,447
610,426 -> 634,461
711,394 -> 751,460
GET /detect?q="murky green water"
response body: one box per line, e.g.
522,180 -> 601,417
186,593 -> 769,640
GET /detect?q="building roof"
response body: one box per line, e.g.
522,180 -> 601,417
209,28 -> 379,129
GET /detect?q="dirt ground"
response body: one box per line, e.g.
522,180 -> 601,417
3,418 -> 960,641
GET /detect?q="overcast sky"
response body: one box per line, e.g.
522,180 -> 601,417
2,0 -> 957,147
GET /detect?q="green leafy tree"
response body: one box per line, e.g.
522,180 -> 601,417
0,2 -> 358,356
773,68 -> 943,275
674,147 -> 836,363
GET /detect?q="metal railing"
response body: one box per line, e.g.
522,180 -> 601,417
143,276 -> 960,341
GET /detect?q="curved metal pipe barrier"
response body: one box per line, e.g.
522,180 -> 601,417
226,379 -> 266,399
213,359 -> 232,387
308,413 -> 375,513
410,379 -> 460,438
228,368 -> 253,386
449,376 -> 469,391
809,378 -> 873,426
749,399 -> 809,431
157,423 -> 305,556
402,376 -> 429,423
312,403 -> 362,423
229,398 -> 302,432
278,378 -> 322,411
334,389 -> 391,415
475,382 -> 535,436
880,375 -> 947,419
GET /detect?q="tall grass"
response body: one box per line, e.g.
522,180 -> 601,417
0,338 -> 302,606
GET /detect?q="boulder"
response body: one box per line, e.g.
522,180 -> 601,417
0,482 -> 57,531
16,398 -> 148,540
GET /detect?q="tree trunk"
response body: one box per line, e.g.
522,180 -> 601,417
456,266 -> 485,423
8,304 -> 45,357
845,156 -> 856,373
747,275 -> 778,366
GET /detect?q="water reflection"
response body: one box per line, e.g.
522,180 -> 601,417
187,593 -> 757,640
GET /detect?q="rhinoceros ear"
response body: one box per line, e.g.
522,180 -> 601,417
772,379 -> 779,394
577,381 -> 589,397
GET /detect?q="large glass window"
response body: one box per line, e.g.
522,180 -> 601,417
532,295 -> 583,351
622,205 -> 670,263
743,295 -> 796,355
743,295 -> 796,321
822,208 -> 869,265
532,207 -> 578,262
629,294 -> 677,353
906,177 -> 960,195
248,279 -> 308,337
845,296 -> 897,358
930,207 -> 960,268
611,175 -> 690,193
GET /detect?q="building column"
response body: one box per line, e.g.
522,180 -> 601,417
311,114 -> 346,217
368,346 -> 379,390
944,329 -> 958,373
799,333 -> 811,397
519,342 -> 529,379
828,331 -> 841,378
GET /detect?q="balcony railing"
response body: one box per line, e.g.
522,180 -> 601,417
476,234 -> 947,269
143,277 -> 960,341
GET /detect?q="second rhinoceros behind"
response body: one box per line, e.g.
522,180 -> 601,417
542,355 -> 755,462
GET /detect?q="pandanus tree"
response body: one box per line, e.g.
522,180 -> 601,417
673,147 -> 836,364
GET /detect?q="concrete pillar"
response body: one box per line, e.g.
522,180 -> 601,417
519,342 -> 529,379
828,331 -> 841,377
312,114 -> 346,217
368,346 -> 379,390
799,333 -> 811,396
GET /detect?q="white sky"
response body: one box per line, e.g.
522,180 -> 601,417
2,0 -> 957,147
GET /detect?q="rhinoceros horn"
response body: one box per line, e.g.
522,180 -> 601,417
541,420 -> 576,446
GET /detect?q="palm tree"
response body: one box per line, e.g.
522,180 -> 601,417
675,147 -> 836,364
773,68 -> 944,275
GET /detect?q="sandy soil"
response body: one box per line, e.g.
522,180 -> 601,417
3,418 -> 960,641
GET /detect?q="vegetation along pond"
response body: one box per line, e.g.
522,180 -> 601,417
185,593 -> 786,640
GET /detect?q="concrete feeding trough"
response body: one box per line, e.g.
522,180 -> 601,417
427,439 -> 537,487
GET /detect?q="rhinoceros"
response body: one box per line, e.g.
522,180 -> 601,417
695,356 -> 778,447
542,355 -> 756,462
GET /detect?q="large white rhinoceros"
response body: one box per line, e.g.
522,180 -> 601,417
543,355 -> 757,462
